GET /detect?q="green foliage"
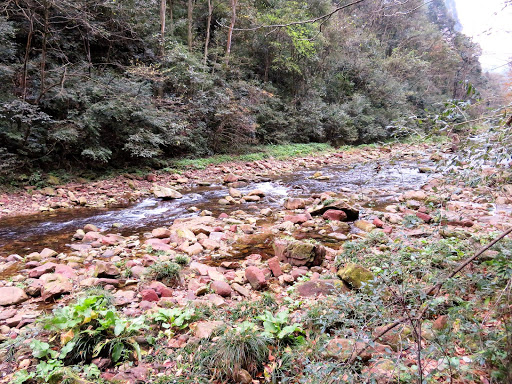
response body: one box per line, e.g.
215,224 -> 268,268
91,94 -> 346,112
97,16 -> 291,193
257,310 -> 305,345
146,261 -> 182,285
205,322 -> 271,380
150,307 -> 196,330
42,294 -> 147,364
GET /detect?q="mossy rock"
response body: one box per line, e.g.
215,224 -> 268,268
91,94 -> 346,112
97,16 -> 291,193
337,263 -> 374,289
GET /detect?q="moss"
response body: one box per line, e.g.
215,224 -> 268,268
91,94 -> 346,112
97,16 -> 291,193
337,264 -> 375,289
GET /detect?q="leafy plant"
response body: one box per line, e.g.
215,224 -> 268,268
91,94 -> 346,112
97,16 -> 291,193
150,307 -> 196,330
257,310 -> 305,345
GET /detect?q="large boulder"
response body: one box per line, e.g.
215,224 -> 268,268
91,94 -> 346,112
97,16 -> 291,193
153,185 -> 183,199
310,200 -> 359,221
337,264 -> 374,289
0,287 -> 29,306
273,238 -> 326,267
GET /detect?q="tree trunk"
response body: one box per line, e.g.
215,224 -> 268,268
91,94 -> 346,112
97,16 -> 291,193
225,0 -> 238,65
22,12 -> 34,102
187,0 -> 194,51
38,0 -> 50,103
160,0 -> 166,56
203,0 -> 213,65
167,0 -> 174,36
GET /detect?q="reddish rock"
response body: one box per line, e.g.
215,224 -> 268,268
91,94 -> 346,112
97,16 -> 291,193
245,266 -> 267,290
0,287 -> 29,306
284,214 -> 310,224
383,226 -> 393,234
82,231 -> 103,243
291,268 -> 308,280
416,212 -> 432,223
284,198 -> 306,210
224,174 -> 239,183
267,257 -> 283,277
146,173 -> 157,182
152,227 -> 171,238
296,279 -> 349,297
273,238 -> 325,267
322,209 -> 348,222
41,274 -> 73,301
373,218 -> 384,228
39,248 -> 58,258
210,281 -> 232,297
140,289 -> 159,302
84,224 -> 99,233
28,262 -> 57,278
433,315 -> 449,331
54,264 -> 77,280
218,213 -> 229,219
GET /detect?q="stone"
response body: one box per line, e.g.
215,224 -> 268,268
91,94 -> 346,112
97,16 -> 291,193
152,227 -> 171,238
260,208 -> 272,216
291,268 -> 308,280
372,324 -> 412,351
153,185 -> 182,199
283,214 -> 310,224
184,242 -> 203,256
267,257 -> 283,277
193,321 -> 224,339
39,248 -> 58,258
140,289 -> 159,302
247,189 -> 265,197
232,283 -> 251,297
323,338 -> 372,361
234,369 -> 252,384
94,262 -> 120,278
28,262 -> 57,278
354,220 -> 375,232
210,281 -> 232,297
245,266 -> 267,290
114,290 -> 136,306
273,238 -> 326,267
296,280 -> 349,297
362,358 -> 399,382
433,315 -> 449,331
310,200 -> 359,221
402,190 -> 427,200
0,287 -> 29,306
229,188 -> 242,198
208,269 -> 227,282
284,198 -> 306,210
322,209 -> 348,222
416,212 -> 432,223
84,224 -> 99,233
41,273 -> 73,300
337,264 -> 374,289
243,195 -> 260,202
373,217 -> 384,228
82,231 -> 103,243
224,173 -> 239,183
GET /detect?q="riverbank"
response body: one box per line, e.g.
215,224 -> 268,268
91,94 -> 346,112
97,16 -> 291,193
0,142 -> 403,219
1,139 -> 512,383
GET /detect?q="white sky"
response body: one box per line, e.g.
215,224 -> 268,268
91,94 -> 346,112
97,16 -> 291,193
454,0 -> 512,72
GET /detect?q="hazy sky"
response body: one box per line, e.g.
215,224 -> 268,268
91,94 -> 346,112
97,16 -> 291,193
454,0 -> 512,72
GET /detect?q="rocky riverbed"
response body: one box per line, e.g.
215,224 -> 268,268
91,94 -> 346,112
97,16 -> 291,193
1,142 -> 512,383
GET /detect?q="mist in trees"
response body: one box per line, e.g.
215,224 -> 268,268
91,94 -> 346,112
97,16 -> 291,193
0,0 -> 495,173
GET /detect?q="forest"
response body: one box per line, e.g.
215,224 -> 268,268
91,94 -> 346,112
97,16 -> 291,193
1,1 -> 512,384
0,0 -> 498,176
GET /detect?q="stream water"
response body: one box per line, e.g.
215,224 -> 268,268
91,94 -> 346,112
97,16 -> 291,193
0,159 -> 434,258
